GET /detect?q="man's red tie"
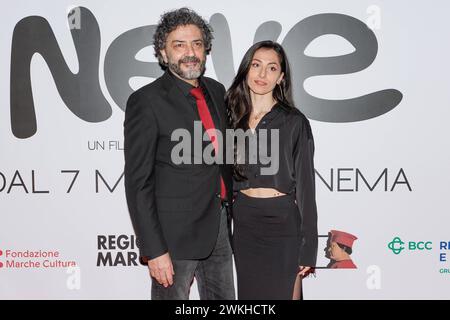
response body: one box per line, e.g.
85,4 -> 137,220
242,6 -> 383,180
190,87 -> 227,200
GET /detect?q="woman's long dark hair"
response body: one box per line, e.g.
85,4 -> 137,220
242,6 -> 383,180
225,41 -> 294,181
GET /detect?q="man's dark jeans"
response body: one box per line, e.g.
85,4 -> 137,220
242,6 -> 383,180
151,205 -> 235,300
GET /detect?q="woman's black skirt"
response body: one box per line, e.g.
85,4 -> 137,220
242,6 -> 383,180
232,191 -> 300,300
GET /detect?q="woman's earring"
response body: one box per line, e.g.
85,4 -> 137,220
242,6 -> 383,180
278,83 -> 285,101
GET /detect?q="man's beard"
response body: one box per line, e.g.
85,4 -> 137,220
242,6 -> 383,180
168,55 -> 206,80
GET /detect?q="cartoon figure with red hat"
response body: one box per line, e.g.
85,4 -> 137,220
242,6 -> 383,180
325,230 -> 358,269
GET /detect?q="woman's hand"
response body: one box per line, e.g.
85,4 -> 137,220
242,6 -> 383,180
298,266 -> 314,277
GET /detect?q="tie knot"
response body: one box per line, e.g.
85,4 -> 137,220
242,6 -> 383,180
190,87 -> 205,101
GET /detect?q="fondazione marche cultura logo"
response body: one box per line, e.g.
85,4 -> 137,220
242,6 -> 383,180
0,248 -> 77,269
388,236 -> 450,274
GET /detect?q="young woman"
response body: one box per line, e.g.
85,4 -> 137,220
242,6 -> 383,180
226,41 -> 318,300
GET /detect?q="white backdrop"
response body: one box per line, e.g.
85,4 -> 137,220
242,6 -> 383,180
1,0 -> 450,299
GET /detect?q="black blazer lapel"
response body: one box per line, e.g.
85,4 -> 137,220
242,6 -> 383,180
202,79 -> 226,133
160,71 -> 199,124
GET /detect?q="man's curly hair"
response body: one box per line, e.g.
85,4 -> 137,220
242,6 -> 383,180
153,8 -> 214,66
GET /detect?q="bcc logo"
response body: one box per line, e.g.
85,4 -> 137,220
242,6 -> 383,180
388,237 -> 432,255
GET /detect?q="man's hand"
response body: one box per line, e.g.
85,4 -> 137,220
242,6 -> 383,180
147,252 -> 175,287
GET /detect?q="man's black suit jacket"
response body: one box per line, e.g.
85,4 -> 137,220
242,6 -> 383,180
124,71 -> 233,261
